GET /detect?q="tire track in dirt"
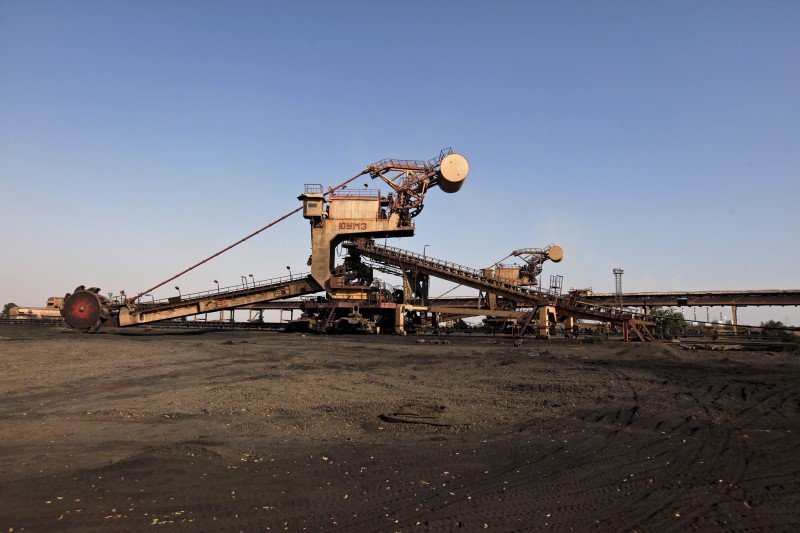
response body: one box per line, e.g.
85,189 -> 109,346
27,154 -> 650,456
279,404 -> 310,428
2,327 -> 798,531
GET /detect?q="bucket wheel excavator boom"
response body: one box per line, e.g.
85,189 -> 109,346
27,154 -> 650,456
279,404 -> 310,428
60,148 -> 469,332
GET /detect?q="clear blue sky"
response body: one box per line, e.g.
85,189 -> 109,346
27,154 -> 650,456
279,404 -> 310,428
2,0 -> 798,325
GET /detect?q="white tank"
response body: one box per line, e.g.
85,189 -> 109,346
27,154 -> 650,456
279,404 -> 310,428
438,153 -> 469,193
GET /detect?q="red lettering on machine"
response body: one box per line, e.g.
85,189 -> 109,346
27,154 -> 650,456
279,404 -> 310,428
338,222 -> 368,230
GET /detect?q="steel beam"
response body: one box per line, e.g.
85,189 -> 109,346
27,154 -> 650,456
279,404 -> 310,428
583,290 -> 800,308
118,277 -> 322,326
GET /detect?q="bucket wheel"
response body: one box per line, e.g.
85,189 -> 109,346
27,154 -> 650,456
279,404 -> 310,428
62,286 -> 111,332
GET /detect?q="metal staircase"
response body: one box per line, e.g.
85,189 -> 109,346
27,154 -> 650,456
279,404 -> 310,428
317,305 -> 338,333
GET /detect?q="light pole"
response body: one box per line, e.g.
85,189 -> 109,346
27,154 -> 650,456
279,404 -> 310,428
286,265 -> 292,279
247,274 -> 255,321
423,244 -> 430,259
241,275 -> 247,289
175,286 -> 181,300
213,280 -> 222,321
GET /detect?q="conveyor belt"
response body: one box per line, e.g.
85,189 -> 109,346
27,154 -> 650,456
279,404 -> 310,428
348,238 -> 650,327
117,274 -> 322,327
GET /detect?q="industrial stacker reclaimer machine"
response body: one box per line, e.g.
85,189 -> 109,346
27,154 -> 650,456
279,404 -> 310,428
61,148 -> 654,340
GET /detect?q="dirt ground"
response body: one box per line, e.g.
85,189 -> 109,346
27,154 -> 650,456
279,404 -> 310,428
0,324 -> 798,532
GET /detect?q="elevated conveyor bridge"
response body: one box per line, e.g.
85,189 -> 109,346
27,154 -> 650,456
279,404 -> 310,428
115,274 -> 321,327
348,238 -> 654,339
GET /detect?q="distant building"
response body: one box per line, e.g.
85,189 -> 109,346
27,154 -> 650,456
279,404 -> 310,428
9,297 -> 64,319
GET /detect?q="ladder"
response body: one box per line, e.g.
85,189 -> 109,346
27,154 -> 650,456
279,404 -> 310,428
317,306 -> 338,333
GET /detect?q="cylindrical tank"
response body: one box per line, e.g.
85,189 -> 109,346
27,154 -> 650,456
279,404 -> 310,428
547,245 -> 564,263
438,153 -> 469,193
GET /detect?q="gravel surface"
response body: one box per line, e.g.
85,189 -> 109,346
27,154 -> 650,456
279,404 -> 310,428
1,324 -> 798,531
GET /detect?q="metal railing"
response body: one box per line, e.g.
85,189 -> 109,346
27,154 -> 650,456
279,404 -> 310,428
133,272 -> 312,308
330,188 -> 381,198
0,318 -> 64,326
351,239 -> 650,322
427,147 -> 454,167
367,147 -> 454,174
352,239 -> 552,298
368,158 -> 429,173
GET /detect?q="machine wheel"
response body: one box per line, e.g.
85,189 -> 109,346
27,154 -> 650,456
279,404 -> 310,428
62,285 -> 111,332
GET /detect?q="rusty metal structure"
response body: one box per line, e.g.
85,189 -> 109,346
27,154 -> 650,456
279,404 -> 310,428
62,148 -> 657,339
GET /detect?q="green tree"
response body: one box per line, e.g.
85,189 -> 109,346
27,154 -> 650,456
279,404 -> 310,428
2,302 -> 19,318
649,306 -> 687,338
760,319 -> 788,337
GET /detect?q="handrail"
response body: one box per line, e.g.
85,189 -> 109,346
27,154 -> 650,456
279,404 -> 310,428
330,188 -> 381,198
139,272 -> 313,308
350,239 -> 650,322
367,147 -> 454,175
368,158 -> 429,173
352,239 -> 548,298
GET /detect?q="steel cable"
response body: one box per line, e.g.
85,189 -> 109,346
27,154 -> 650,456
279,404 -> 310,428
128,169 -> 369,303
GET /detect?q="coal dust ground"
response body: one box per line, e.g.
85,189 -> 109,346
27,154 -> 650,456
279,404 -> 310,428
0,324 -> 798,532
